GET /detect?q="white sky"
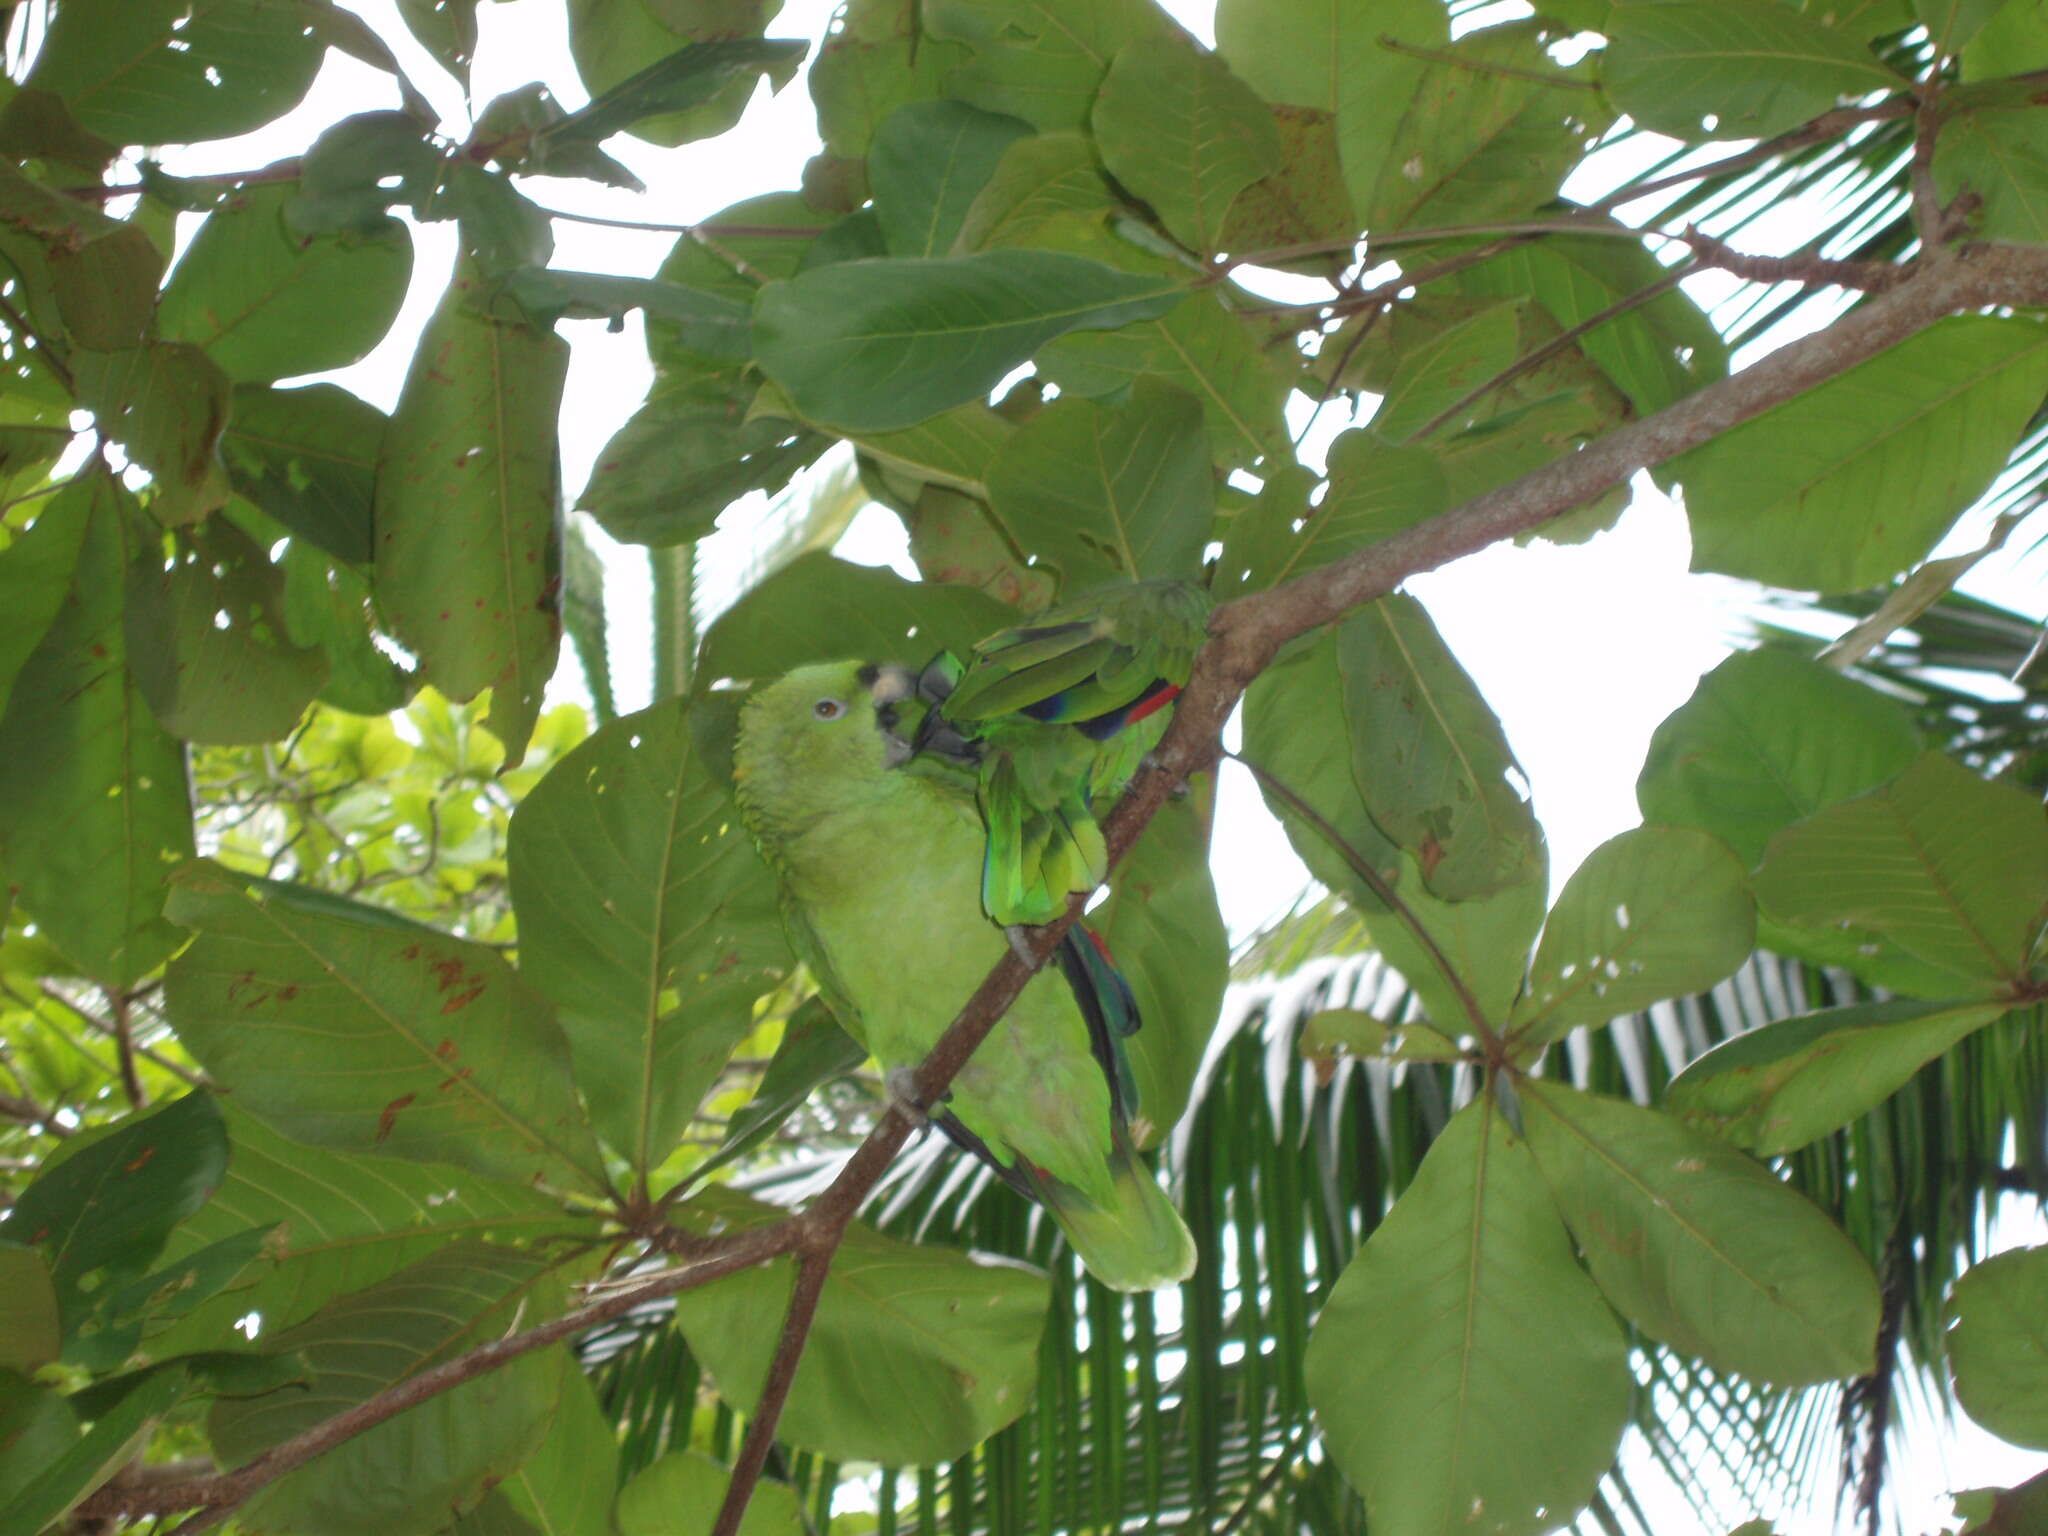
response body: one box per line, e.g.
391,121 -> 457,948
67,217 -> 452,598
142,1 -> 2046,1528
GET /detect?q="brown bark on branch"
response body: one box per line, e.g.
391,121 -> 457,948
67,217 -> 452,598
83,237 -> 2048,1535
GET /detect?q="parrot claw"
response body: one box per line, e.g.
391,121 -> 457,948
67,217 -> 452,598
1005,925 -> 1037,964
885,1066 -> 931,1130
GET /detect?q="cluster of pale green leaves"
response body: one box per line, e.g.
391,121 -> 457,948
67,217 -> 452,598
1,0 -> 2047,1532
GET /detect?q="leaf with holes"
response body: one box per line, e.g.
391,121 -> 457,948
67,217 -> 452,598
159,184 -> 412,383
24,0 -> 326,144
1514,826 -> 1754,1042
984,379 -> 1213,591
0,475 -> 194,986
4,1092 -> 226,1350
752,250 -> 1184,433
125,518 -> 328,745
162,862 -> 606,1193
1603,1 -> 1903,142
373,280 -> 567,767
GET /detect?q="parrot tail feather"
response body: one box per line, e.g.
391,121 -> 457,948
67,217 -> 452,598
1025,1141 -> 1198,1292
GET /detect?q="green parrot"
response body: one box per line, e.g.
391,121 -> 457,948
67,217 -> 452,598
733,656 -> 1198,1292
916,578 -> 1212,926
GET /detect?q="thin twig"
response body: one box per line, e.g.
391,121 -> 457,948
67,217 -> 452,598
1680,227 -> 1906,293
1411,263 -> 1694,441
110,991 -> 146,1109
708,1247 -> 834,1536
1589,101 -> 1913,217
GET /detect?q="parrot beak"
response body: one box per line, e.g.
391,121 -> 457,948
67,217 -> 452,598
867,664 -> 919,766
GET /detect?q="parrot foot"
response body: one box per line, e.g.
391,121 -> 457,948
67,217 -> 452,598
885,1066 -> 931,1130
1005,925 -> 1036,964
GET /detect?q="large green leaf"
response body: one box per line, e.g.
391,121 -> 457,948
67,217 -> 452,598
695,552 -> 1018,684
1335,595 -> 1544,903
1092,32 -> 1281,255
0,1248 -> 58,1373
578,373 -> 831,549
1754,752 -> 2048,993
24,0 -> 326,144
1514,826 -> 1754,1043
374,285 -> 567,766
1216,433 -> 1447,597
163,863 -> 607,1193
1362,20 -> 1609,235
0,1364 -> 186,1536
1216,0 -> 1448,222
72,342 -> 232,527
0,476 -> 193,985
1034,255 -> 1291,464
507,697 -> 785,1171
159,185 -> 411,383
1680,317 -> 2048,592
958,132 -> 1114,250
0,483 -> 91,720
211,1243 -> 576,1536
146,1108 -> 573,1361
752,250 -> 1184,432
1093,780 -> 1228,1147
1666,998 -> 2009,1154
497,1367 -> 619,1536
5,1092 -> 226,1346
870,100 -> 1034,257
1603,1 -> 1904,141
1304,1096 -> 1629,1536
565,3 -> 794,148
1368,852 -> 1546,1035
1369,302 -> 1523,444
983,379 -> 1213,591
126,518 -> 328,744
1936,107 -> 2048,244
1521,1081 -> 1881,1385
615,1450 -> 802,1536
222,383 -> 385,567
811,0 -> 971,160
1241,627 -> 1400,912
924,0 -> 1178,131
672,1192 -> 1049,1465
1637,648 -> 1923,867
0,1371 -> 79,1517
1946,1245 -> 2048,1449
1456,233 -> 1727,415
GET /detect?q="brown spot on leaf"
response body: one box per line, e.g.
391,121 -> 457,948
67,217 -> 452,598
376,1093 -> 416,1142
123,1146 -> 158,1174
440,983 -> 485,1014
435,1039 -> 458,1061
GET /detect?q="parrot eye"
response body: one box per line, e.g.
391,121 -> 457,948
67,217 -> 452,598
813,698 -> 847,721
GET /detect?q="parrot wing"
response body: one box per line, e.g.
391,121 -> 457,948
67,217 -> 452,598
915,579 -> 1210,925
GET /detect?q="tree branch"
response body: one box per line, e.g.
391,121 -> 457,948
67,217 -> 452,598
72,1224 -> 807,1527
708,1247 -> 834,1536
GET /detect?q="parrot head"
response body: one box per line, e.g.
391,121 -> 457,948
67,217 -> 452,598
733,660 -> 923,822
